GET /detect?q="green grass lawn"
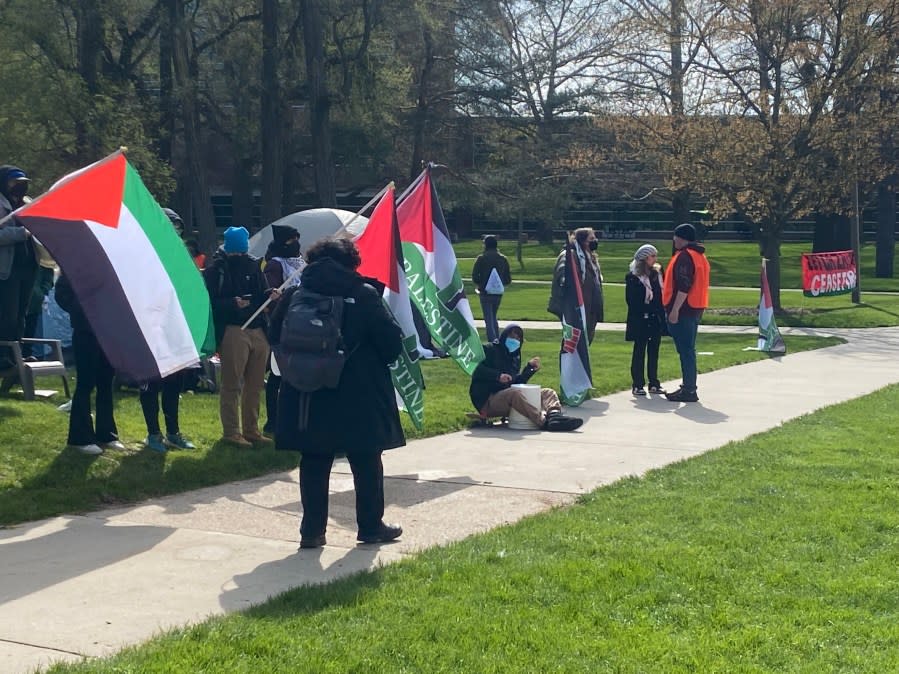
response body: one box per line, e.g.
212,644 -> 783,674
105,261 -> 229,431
47,383 -> 899,673
0,331 -> 840,527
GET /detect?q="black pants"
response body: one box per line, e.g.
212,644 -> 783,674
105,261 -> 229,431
630,332 -> 661,389
299,451 -> 385,538
0,267 -> 36,366
264,373 -> 280,432
68,327 -> 117,445
139,371 -> 183,435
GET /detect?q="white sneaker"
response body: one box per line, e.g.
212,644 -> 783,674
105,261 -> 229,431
70,444 -> 103,455
57,400 -> 72,412
101,440 -> 126,450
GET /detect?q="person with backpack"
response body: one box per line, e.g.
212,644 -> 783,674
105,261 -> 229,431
268,237 -> 404,549
471,234 -> 511,343
204,226 -> 276,447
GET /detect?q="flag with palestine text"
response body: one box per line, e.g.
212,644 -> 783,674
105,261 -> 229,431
354,186 -> 425,429
12,151 -> 214,381
396,167 -> 484,375
559,242 -> 593,405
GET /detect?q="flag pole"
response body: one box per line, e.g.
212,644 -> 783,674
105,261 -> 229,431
239,183 -> 391,330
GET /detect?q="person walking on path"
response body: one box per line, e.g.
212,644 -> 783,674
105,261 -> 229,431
261,224 -> 305,434
269,237 -> 404,549
55,273 -> 123,455
548,227 -> 603,344
204,226 -> 276,447
470,324 -> 583,431
663,223 -> 710,403
625,244 -> 667,397
471,234 -> 512,343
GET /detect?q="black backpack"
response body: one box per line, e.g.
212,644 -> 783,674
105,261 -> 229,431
273,287 -> 352,392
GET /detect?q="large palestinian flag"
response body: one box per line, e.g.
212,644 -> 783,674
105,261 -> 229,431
559,243 -> 593,405
354,185 -> 425,429
396,166 -> 484,375
13,151 -> 214,381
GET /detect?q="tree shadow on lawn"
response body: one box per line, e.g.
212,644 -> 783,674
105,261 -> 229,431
0,401 -> 23,420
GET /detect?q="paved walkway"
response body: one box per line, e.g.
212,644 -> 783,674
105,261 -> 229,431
3,325 -> 898,672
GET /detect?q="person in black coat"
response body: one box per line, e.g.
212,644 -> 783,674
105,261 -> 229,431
625,244 -> 667,396
469,323 -> 583,432
269,237 -> 404,549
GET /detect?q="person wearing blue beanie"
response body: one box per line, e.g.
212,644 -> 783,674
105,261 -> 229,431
223,226 -> 250,254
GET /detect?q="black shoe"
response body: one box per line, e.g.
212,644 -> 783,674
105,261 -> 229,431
648,384 -> 666,394
666,388 -> 698,402
632,386 -> 646,396
357,523 -> 403,544
299,533 -> 327,549
545,414 -> 584,432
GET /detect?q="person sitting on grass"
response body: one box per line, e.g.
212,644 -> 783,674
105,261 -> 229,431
469,324 -> 583,432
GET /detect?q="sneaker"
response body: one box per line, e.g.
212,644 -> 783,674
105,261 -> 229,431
165,432 -> 195,450
145,433 -> 167,453
222,434 -> 253,447
57,400 -> 72,413
666,388 -> 698,403
299,534 -> 327,549
632,386 -> 646,396
357,523 -> 403,544
69,443 -> 103,455
545,414 -> 584,432
648,384 -> 666,394
101,440 -> 126,450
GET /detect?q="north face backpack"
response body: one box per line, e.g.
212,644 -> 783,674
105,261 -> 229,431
274,287 -> 352,392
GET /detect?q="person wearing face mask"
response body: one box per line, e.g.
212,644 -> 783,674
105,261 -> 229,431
469,324 -> 583,432
548,227 -> 604,344
261,225 -> 306,433
0,166 -> 38,370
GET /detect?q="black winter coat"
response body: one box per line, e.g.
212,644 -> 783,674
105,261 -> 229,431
270,258 -> 406,455
469,324 -> 537,411
203,249 -> 270,347
624,270 -> 666,342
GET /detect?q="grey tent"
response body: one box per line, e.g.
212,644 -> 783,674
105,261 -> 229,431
248,208 -> 369,259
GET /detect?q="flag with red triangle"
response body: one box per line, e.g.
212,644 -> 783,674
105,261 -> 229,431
559,242 -> 593,405
354,186 -> 425,429
758,258 -> 786,353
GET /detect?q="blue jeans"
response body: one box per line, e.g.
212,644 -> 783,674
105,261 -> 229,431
666,313 -> 700,392
479,293 -> 503,343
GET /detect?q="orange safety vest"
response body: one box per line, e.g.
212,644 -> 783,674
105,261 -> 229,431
662,247 -> 710,309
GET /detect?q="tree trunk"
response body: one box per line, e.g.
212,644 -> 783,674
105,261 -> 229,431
812,212 -> 851,253
759,229 -> 782,310
75,0 -> 104,162
409,28 -> 435,182
232,156 -> 255,231
301,0 -> 336,208
875,176 -> 896,278
261,0 -> 283,226
172,0 -> 217,254
159,0 -> 176,164
672,189 -> 690,227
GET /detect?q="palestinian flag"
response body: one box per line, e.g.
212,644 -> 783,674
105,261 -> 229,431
758,258 -> 786,353
397,166 -> 484,375
559,243 -> 593,405
13,151 -> 214,381
354,185 -> 425,429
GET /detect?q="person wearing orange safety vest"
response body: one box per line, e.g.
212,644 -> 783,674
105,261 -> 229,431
662,223 -> 710,403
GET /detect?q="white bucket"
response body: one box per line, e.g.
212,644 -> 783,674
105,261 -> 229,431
507,384 -> 542,430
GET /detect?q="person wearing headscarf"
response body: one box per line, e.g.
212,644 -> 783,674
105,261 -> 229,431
469,324 -> 583,432
0,165 -> 38,369
625,244 -> 667,396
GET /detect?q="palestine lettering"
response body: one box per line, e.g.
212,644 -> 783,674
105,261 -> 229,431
808,271 -> 857,296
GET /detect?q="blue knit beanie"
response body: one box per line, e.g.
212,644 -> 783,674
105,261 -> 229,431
223,226 -> 249,253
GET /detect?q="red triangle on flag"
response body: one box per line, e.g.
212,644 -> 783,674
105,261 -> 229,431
18,154 -> 126,229
355,186 -> 401,293
396,171 -> 435,252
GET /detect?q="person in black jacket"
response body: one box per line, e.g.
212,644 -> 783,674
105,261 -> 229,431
471,234 -> 512,343
469,324 -> 583,432
625,244 -> 667,397
55,274 -> 123,455
269,237 -> 404,549
203,226 -> 276,447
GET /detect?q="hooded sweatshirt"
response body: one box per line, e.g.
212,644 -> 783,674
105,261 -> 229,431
468,323 -> 537,410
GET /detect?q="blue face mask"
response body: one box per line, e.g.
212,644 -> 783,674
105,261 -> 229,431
504,337 -> 521,352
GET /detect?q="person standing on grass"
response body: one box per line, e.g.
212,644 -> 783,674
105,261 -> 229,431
548,227 -> 603,344
471,234 -> 511,343
261,224 -> 305,434
269,237 -> 404,549
663,223 -> 710,403
625,244 -> 667,397
54,273 -> 123,455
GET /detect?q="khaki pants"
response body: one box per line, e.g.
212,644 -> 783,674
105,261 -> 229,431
480,386 -> 562,427
219,325 -> 269,438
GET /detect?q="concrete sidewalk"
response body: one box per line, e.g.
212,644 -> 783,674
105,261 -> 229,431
3,326 -> 898,673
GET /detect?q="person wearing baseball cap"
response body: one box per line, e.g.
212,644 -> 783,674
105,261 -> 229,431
661,223 -> 710,403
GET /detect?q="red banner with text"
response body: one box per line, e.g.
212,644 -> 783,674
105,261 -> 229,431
801,250 -> 857,297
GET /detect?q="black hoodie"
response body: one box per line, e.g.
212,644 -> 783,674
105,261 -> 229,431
469,323 -> 537,411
